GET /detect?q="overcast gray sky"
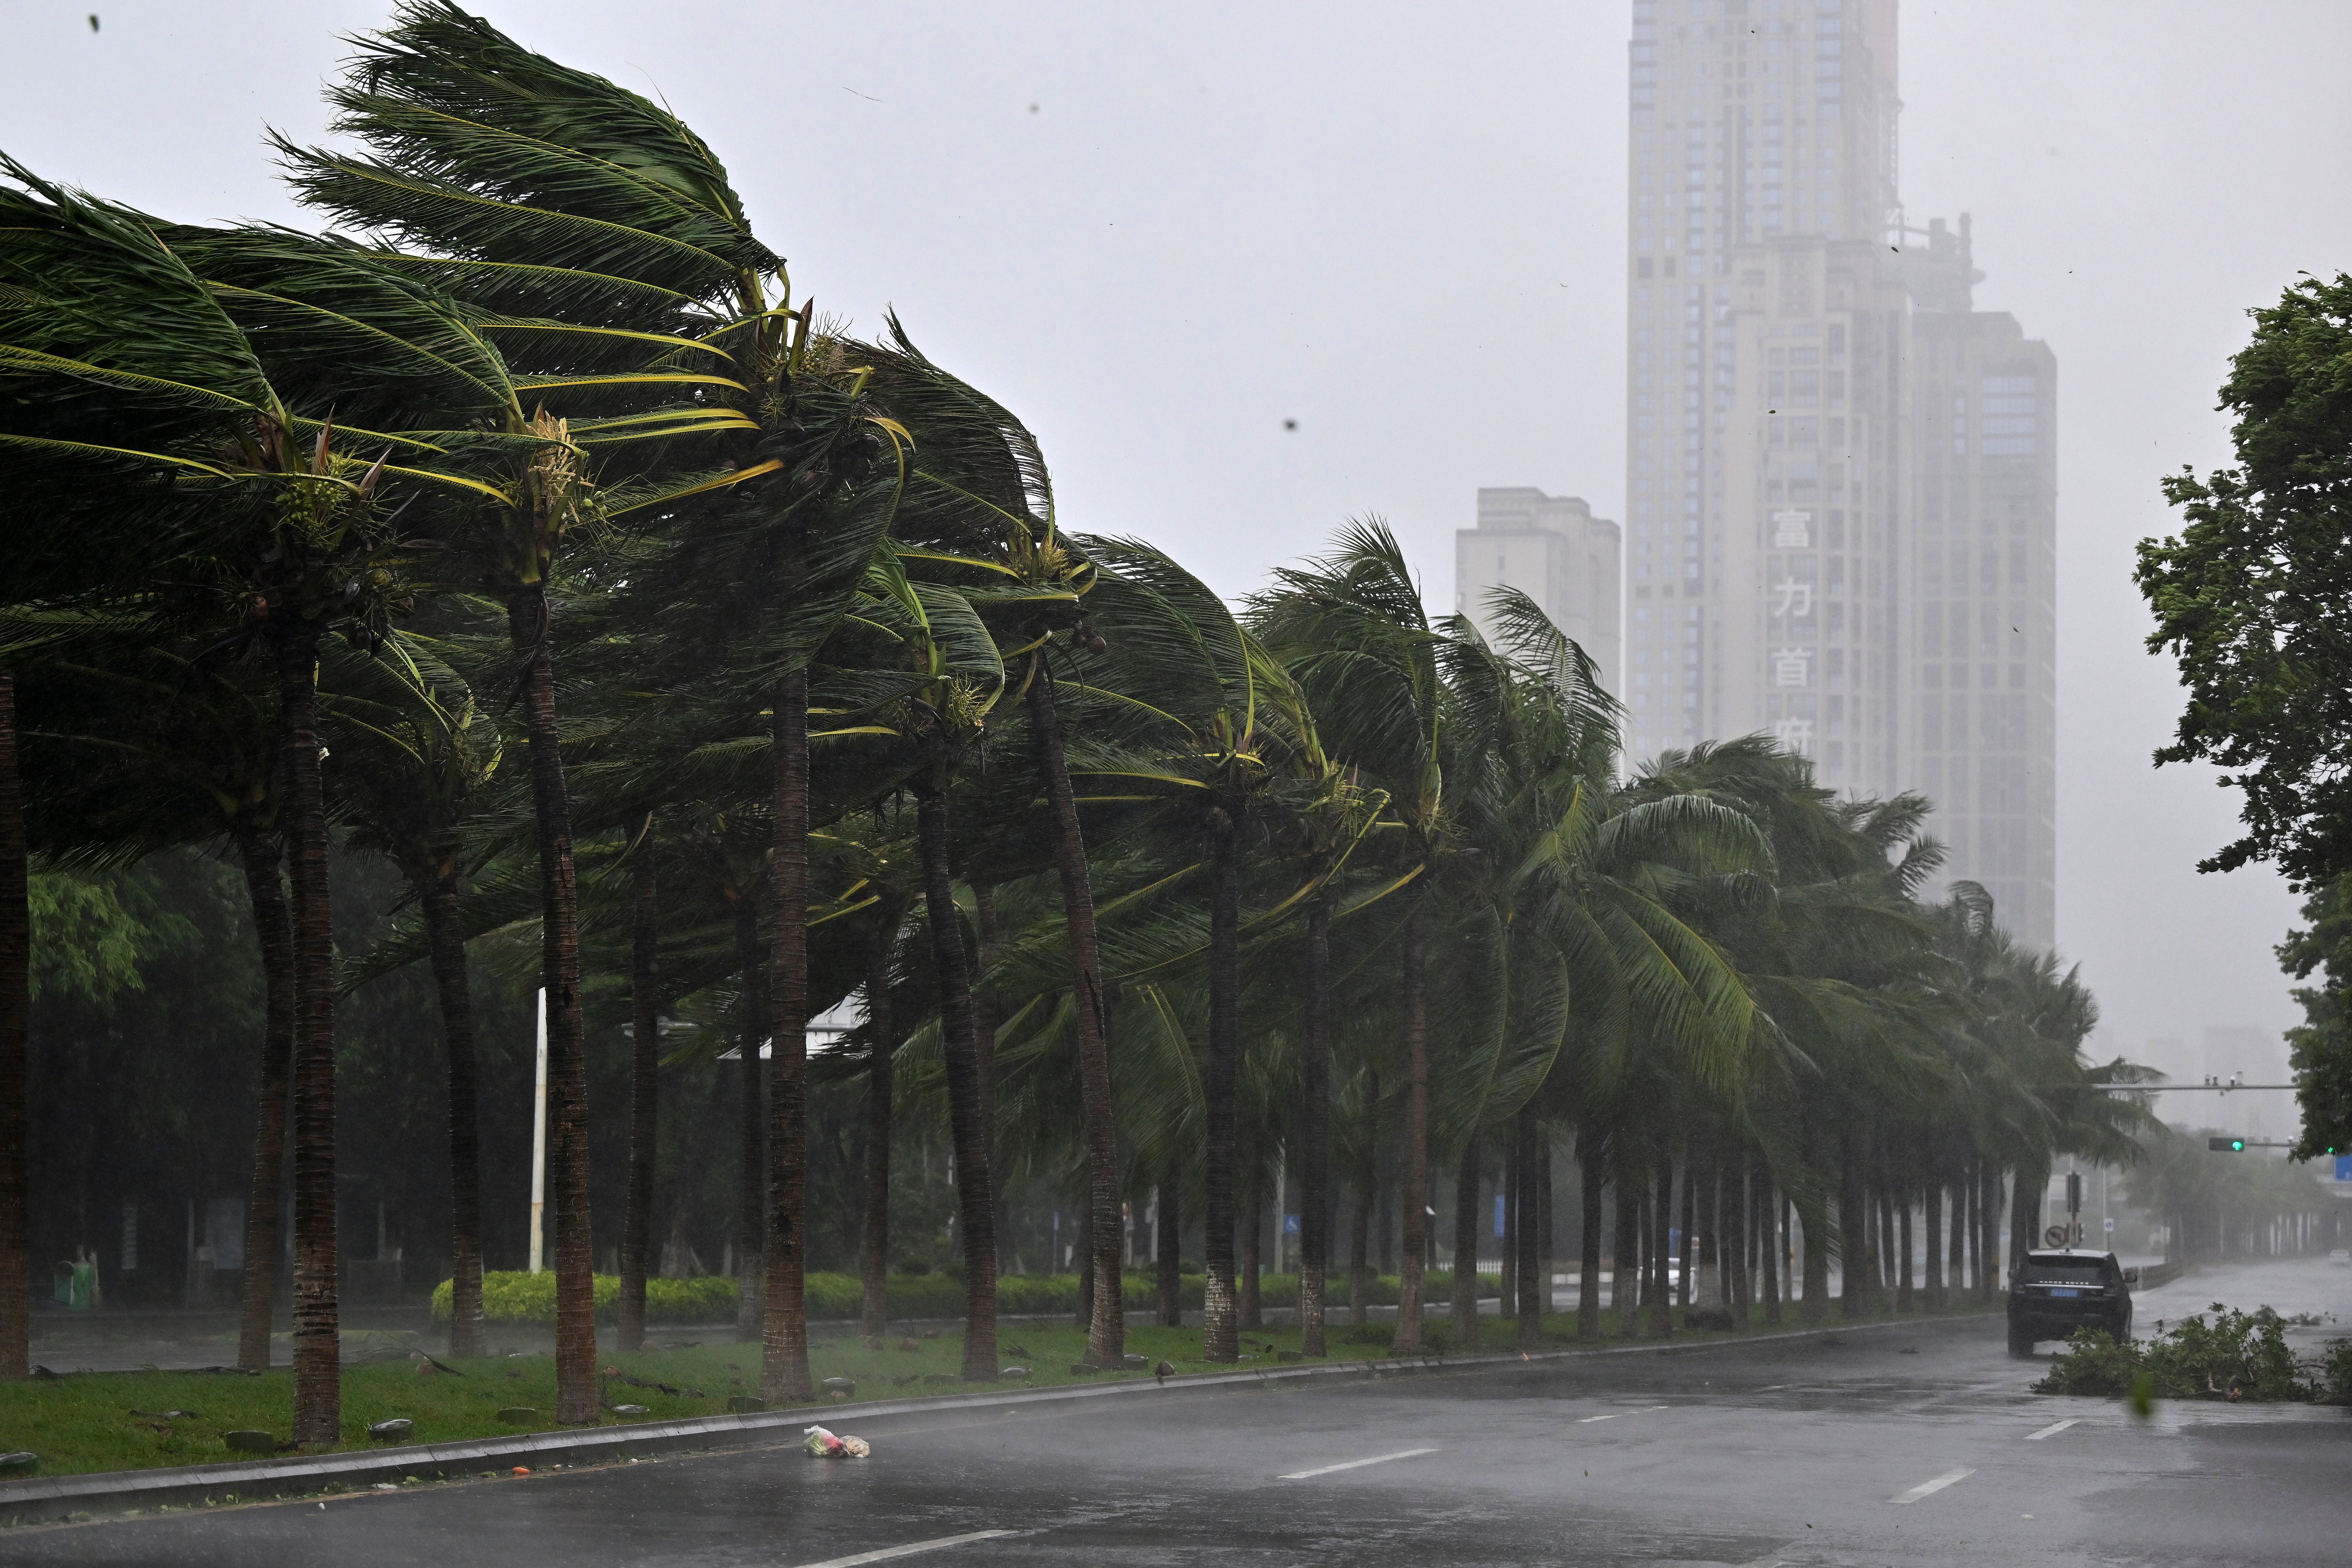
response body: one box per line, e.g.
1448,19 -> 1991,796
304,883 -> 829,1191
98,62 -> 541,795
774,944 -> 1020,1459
6,0 -> 2347,1073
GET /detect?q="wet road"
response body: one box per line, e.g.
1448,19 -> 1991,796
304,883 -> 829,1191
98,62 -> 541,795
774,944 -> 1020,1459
15,1255 -> 2352,1567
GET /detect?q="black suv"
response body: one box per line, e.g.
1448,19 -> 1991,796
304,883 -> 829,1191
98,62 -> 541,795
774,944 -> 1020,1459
2007,1248 -> 2134,1356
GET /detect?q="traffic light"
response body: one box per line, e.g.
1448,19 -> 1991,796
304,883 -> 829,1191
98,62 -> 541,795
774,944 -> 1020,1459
2209,1136 -> 2247,1152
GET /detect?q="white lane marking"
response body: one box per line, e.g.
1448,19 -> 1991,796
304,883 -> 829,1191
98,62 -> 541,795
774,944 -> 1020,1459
1890,1467 -> 1975,1504
1278,1446 -> 1440,1480
792,1530 -> 1018,1566
2025,1418 -> 2079,1441
1577,1405 -> 1669,1423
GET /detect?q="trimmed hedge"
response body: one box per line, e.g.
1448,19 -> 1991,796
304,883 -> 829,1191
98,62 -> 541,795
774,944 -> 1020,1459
434,1267 -> 1505,1325
430,1271 -> 737,1325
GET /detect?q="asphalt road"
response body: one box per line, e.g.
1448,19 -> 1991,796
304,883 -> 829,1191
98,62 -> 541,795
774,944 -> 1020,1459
13,1254 -> 2352,1567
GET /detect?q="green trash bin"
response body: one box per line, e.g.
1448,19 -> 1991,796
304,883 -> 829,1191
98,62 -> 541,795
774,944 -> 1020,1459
52,1255 -> 96,1311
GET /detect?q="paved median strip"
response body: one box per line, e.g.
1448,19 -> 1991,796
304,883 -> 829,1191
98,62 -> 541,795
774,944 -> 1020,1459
793,1530 -> 1019,1566
1577,1406 -> 1669,1423
1278,1447 -> 1440,1480
2025,1419 -> 2079,1441
1890,1467 -> 1975,1504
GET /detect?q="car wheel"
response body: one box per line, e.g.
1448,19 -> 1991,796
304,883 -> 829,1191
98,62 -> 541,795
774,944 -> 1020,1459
2008,1326 -> 2036,1359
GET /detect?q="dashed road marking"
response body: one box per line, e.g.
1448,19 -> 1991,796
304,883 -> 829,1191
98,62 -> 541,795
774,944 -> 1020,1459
2025,1418 -> 2079,1441
1577,1405 -> 1670,1423
793,1531 -> 1018,1566
1890,1467 -> 1975,1504
1278,1446 -> 1440,1480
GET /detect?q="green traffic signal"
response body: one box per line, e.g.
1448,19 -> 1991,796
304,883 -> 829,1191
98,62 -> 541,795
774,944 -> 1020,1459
2207,1136 -> 2247,1152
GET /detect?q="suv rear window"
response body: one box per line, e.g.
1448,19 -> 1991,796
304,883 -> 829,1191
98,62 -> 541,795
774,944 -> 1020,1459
2024,1254 -> 2105,1282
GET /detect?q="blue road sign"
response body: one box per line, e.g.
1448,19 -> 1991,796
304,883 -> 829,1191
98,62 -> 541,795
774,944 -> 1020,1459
2334,1155 -> 2352,1182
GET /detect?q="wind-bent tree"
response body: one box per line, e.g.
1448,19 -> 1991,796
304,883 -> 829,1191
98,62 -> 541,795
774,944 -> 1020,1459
0,163 -> 532,1433
322,632 -> 502,1357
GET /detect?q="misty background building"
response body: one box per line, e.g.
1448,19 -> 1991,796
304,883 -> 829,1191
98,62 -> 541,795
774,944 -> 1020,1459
1454,487 -> 1622,699
1615,0 -> 2056,946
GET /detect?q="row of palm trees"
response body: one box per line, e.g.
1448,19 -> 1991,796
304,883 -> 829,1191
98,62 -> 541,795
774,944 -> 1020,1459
0,2 -> 2140,1443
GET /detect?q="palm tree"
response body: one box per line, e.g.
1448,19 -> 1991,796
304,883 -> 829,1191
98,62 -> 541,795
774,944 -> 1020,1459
320,632 -> 503,1357
1252,522 -> 1454,1352
0,160 -> 548,1432
279,4 -> 817,1420
856,330 -> 1138,1365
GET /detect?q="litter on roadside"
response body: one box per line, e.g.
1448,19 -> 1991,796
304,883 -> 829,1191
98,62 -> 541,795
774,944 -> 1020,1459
802,1425 -> 870,1459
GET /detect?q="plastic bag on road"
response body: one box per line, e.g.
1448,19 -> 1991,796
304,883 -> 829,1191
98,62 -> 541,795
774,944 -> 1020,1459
804,1425 -> 871,1459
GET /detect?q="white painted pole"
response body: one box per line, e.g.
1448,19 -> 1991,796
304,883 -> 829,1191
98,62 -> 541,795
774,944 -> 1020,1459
529,987 -> 548,1274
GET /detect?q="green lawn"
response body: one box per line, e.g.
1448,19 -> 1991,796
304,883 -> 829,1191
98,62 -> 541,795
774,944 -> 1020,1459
0,1299 -> 1987,1479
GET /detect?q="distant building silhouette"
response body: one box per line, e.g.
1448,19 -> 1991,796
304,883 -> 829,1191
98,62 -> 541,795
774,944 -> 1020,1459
1454,488 -> 1621,702
1622,0 -> 2054,946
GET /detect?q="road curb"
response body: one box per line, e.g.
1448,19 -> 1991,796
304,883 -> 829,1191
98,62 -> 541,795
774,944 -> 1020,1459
0,1308 -> 2001,1525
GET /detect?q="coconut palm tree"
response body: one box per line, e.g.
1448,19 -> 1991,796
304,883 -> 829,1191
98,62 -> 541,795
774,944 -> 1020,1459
319,630 -> 502,1357
278,2 -> 839,1418
0,155 -> 564,1430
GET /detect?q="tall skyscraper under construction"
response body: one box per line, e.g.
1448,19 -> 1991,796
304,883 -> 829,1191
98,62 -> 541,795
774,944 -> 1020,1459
1621,0 -> 2054,946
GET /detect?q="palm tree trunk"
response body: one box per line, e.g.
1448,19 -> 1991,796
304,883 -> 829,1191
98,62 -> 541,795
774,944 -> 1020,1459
968,881 -> 1004,1277
859,917 -> 894,1350
1537,1142 -> 1553,1323
1956,1160 -> 1973,1291
1724,1152 -> 1749,1329
1348,1171 -> 1370,1325
1648,1147 -> 1673,1338
1074,1183 -> 1092,1320
1515,1109 -> 1541,1348
279,623 -> 340,1445
1240,1163 -> 1262,1330
1451,1136 -> 1480,1350
1025,670 -> 1123,1367
1924,1162 -> 1944,1309
1978,1161 -> 2000,1301
1837,1135 -> 1867,1320
618,836 -> 659,1356
418,860 -> 487,1361
1897,1187 -> 1915,1313
1800,1187 -> 1829,1324
1877,1173 -> 1899,1306
1758,1162 -> 1782,1326
1202,814 -> 1241,1363
1499,1136 -> 1518,1314
762,667 -> 813,1404
1676,1154 -> 1695,1313
2005,1161 -> 2036,1287
232,824 -> 294,1373
969,880 -> 995,1138
1394,910 -> 1430,1353
506,586 -> 595,1426
1155,1173 -> 1181,1327
1576,1133 -> 1603,1341
733,901 -> 765,1343
1612,1147 -> 1639,1334
1297,904 -> 1331,1357
0,672 -> 29,1381
913,775 -> 998,1381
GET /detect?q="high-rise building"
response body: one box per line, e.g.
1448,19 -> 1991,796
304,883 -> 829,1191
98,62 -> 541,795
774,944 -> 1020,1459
1623,0 -> 2056,946
1904,217 -> 2056,945
1454,488 -> 1622,698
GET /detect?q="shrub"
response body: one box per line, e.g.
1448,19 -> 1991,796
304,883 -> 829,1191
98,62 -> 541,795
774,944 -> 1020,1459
2315,1338 -> 2352,1404
431,1271 -> 735,1326
2036,1304 -> 2312,1401
432,1265 -> 1508,1326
